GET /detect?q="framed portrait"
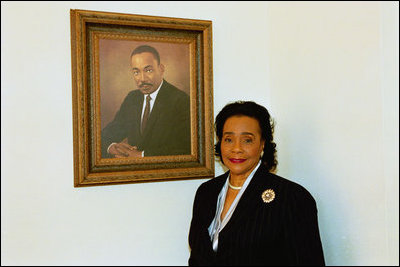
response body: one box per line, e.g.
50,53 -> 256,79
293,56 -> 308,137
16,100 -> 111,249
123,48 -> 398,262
70,9 -> 214,187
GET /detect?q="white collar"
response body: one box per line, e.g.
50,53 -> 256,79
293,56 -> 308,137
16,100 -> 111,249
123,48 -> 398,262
145,80 -> 163,100
208,161 -> 262,252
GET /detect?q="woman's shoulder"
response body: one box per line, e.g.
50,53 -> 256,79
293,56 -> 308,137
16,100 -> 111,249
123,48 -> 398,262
264,171 -> 317,206
195,172 -> 228,195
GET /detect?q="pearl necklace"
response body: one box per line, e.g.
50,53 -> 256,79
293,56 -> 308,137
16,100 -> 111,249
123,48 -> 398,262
228,180 -> 242,190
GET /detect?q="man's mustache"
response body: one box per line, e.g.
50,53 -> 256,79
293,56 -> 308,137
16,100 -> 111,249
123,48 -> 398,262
139,83 -> 153,88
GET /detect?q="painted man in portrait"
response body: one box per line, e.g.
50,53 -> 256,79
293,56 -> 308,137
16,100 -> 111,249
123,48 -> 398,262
101,45 -> 191,158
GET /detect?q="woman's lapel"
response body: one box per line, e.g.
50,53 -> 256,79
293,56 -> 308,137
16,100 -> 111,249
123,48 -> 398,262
221,165 -> 270,233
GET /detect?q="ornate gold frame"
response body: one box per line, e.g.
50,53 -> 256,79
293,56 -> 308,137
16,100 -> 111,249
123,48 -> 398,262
70,9 -> 214,187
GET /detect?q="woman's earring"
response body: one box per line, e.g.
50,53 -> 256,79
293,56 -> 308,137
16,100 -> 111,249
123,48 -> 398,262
260,150 -> 264,158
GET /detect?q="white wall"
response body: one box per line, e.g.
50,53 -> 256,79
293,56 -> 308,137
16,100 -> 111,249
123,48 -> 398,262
266,2 -> 399,265
1,1 -> 398,265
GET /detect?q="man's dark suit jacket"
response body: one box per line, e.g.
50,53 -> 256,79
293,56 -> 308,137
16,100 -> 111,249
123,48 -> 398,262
101,80 -> 190,157
188,164 -> 325,266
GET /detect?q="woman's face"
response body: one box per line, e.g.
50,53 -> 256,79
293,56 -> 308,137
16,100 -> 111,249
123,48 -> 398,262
221,115 -> 265,179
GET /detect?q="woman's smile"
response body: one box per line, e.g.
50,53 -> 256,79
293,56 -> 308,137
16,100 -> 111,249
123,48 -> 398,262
229,158 -> 247,163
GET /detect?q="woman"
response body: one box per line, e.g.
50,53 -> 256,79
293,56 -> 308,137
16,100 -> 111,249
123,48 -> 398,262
188,101 -> 325,265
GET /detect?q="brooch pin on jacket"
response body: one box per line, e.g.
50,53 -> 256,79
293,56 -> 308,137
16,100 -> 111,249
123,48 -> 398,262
261,189 -> 275,203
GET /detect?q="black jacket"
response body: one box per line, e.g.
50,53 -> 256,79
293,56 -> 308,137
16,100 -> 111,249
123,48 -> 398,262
101,80 -> 191,157
188,164 -> 325,266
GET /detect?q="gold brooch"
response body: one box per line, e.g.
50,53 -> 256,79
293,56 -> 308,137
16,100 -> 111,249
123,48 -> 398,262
261,189 -> 275,203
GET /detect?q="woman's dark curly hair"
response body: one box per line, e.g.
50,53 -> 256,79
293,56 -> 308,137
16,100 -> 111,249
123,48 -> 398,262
215,101 -> 278,172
